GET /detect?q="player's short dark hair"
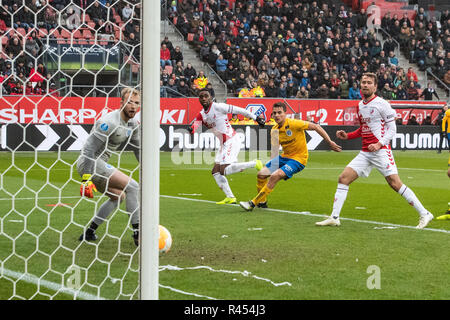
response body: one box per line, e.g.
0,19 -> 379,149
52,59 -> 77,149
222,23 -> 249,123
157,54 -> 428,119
198,88 -> 210,96
361,72 -> 378,86
272,102 -> 287,111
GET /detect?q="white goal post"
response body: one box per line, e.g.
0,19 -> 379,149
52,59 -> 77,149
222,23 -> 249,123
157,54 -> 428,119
140,0 -> 160,300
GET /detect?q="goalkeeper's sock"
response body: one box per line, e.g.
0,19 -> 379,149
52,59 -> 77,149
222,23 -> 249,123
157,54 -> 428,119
331,183 -> 349,219
398,184 -> 428,217
224,161 -> 257,176
256,176 -> 268,203
213,172 -> 234,198
92,199 -> 119,226
125,179 -> 140,225
252,185 -> 273,205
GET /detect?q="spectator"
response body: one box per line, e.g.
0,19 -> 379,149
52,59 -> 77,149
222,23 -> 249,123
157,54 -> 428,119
296,85 -> 309,99
215,54 -> 228,77
407,115 -> 419,125
422,115 -> 432,125
406,81 -> 419,100
380,83 -> 394,100
193,71 -> 208,89
349,82 -> 361,100
395,84 -> 408,100
160,43 -> 172,68
183,63 -> 197,83
264,79 -> 278,97
176,79 -> 190,97
419,83 -> 440,100
388,51 -> 399,67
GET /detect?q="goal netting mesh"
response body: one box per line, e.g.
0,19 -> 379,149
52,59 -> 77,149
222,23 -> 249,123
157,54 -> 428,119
0,0 -> 142,300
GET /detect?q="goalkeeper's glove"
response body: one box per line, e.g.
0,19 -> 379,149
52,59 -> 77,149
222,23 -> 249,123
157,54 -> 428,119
80,174 -> 97,198
255,117 -> 266,128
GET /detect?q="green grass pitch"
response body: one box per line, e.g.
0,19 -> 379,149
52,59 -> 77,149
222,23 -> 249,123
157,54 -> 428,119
0,150 -> 449,300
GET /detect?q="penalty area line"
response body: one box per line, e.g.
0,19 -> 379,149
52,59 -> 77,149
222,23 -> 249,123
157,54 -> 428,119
0,268 -> 106,300
161,195 -> 450,235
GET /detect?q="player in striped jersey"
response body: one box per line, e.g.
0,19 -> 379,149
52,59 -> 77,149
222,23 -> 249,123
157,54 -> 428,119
316,73 -> 434,229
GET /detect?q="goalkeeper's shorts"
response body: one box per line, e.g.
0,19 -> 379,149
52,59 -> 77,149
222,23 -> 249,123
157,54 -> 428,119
76,156 -> 116,193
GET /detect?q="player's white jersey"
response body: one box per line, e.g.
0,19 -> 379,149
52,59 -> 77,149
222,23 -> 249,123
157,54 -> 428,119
81,109 -> 140,162
357,96 -> 396,151
198,103 -> 238,142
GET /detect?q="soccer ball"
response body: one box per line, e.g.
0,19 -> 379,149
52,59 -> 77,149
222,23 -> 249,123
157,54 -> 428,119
159,225 -> 172,253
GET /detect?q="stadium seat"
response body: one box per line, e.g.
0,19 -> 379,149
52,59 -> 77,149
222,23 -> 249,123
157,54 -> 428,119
1,36 -> 8,46
114,15 -> 122,23
73,30 -> 82,39
88,22 -> 96,29
38,28 -> 48,38
164,65 -> 173,75
49,29 -> 61,39
60,28 -> 71,39
57,40 -> 67,44
83,13 -> 91,22
82,29 -> 93,39
17,28 -> 26,37
187,33 -> 194,42
172,16 -> 177,25
78,40 -> 89,45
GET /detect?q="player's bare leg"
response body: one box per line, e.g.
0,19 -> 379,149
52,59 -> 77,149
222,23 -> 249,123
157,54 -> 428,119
385,174 -> 433,229
316,167 -> 359,226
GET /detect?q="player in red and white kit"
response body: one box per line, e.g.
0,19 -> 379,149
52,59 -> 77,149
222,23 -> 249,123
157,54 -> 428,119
316,73 -> 434,229
189,88 -> 266,204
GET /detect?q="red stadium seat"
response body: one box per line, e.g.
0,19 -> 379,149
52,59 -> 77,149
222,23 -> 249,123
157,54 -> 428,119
17,28 -> 26,37
187,33 -> 194,42
38,28 -> 48,38
73,29 -> 82,38
164,65 -> 173,74
82,29 -> 93,39
172,16 -> 177,25
49,29 -> 61,39
60,28 -> 71,39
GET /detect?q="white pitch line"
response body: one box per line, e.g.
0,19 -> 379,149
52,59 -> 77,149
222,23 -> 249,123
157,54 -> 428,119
160,195 -> 450,235
159,284 -> 219,300
0,268 -> 106,300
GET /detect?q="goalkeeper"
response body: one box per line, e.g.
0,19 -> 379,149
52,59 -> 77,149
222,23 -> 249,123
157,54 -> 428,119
77,87 -> 141,246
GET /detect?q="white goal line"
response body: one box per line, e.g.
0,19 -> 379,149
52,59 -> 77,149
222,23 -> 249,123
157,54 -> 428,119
161,195 -> 450,235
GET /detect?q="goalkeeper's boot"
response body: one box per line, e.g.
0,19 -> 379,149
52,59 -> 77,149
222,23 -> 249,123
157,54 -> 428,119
79,228 -> 98,241
254,159 -> 264,171
132,230 -> 139,246
216,197 -> 236,205
416,212 -> 434,229
316,216 -> 341,226
257,202 -> 268,208
239,200 -> 255,212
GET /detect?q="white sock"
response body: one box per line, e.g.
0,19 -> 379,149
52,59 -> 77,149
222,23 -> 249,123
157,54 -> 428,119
398,184 -> 428,217
223,161 -> 256,176
213,173 -> 234,198
331,183 -> 349,219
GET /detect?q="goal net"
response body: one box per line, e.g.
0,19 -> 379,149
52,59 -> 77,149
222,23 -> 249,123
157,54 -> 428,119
0,0 -> 145,300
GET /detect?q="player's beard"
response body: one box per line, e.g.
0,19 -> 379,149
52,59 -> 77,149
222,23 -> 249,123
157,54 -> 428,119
362,88 -> 375,100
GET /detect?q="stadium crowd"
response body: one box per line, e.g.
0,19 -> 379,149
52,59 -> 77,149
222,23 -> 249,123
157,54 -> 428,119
0,0 -> 141,95
164,0 -> 449,100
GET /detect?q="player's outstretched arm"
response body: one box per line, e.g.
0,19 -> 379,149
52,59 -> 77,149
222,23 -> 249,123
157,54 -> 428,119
308,122 -> 342,152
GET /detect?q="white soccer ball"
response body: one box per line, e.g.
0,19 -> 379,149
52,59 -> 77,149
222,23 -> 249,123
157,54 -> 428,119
159,225 -> 172,253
